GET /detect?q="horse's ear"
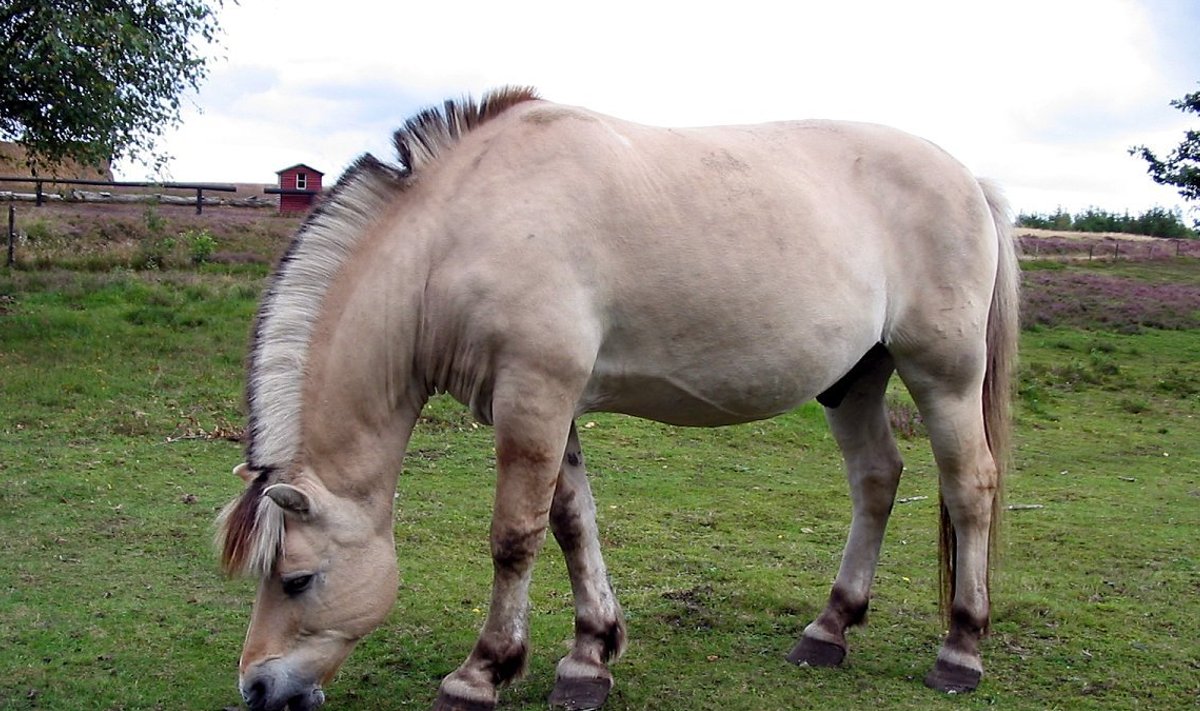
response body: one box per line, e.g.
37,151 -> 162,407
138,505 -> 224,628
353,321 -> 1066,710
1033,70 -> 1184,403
233,462 -> 255,484
263,483 -> 313,517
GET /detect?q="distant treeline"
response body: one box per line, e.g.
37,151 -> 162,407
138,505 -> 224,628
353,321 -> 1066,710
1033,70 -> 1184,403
1016,206 -> 1196,239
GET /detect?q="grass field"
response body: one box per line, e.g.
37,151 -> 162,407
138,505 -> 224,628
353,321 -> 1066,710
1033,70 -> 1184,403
1,220 -> 1198,709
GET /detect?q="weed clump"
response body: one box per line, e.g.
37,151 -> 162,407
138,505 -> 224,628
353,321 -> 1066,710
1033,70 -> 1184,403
185,229 -> 218,264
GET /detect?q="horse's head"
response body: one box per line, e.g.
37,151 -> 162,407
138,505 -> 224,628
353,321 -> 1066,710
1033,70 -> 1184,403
218,463 -> 398,711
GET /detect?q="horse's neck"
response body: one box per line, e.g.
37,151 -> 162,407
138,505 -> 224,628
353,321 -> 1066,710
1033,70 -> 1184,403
298,219 -> 431,498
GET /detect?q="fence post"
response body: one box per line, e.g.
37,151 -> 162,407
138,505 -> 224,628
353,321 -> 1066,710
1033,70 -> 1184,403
6,205 -> 14,267
195,188 -> 203,215
1114,243 -> 1120,260
1088,244 -> 1094,261
35,180 -> 43,207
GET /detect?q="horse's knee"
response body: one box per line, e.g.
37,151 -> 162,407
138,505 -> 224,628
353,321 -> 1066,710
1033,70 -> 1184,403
490,525 -> 546,574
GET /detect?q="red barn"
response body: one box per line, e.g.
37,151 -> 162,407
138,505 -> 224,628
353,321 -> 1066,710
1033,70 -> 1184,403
274,163 -> 324,213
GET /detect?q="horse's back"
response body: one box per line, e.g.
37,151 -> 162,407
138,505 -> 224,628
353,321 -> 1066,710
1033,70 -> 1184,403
419,102 -> 999,424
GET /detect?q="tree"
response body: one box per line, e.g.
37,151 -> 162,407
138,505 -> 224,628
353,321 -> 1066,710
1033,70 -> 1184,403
1130,86 -> 1200,205
0,0 -> 223,173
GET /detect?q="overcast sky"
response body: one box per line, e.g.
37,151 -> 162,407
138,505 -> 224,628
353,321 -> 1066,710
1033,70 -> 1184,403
128,0 -> 1200,217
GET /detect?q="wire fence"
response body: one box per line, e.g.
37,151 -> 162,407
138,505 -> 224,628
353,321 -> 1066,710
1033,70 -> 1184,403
1018,234 -> 1200,261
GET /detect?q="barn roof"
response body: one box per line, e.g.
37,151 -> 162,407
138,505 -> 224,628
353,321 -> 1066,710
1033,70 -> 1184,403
275,163 -> 324,175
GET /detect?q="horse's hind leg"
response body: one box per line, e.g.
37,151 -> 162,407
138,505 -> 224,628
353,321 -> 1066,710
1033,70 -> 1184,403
547,422 -> 626,710
896,346 -> 997,693
790,348 -> 903,667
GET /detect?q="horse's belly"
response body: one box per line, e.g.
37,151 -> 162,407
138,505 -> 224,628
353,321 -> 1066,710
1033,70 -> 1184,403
579,355 -> 838,427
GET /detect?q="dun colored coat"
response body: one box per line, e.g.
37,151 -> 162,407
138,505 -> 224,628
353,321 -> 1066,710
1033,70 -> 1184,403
218,86 -> 1018,711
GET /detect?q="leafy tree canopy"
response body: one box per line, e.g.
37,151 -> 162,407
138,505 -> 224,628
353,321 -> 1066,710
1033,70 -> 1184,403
1130,86 -> 1200,204
0,0 -> 223,173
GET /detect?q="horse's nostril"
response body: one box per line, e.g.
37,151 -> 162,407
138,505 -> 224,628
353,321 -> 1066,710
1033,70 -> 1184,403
286,687 -> 326,711
243,678 -> 268,709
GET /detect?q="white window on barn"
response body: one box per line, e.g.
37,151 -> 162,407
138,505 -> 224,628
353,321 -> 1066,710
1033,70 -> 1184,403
295,172 -> 308,190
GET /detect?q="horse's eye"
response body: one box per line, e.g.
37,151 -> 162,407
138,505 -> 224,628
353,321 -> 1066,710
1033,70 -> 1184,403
282,574 -> 314,597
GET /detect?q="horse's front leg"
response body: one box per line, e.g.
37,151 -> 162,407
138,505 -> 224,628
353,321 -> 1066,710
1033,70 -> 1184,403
790,350 -> 902,668
547,422 -> 626,710
433,380 -> 576,711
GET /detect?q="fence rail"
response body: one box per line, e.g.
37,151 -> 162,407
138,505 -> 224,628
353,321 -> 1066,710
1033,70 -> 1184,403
0,176 -> 238,214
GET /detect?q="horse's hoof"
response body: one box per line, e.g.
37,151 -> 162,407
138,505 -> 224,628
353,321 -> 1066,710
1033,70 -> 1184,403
923,659 -> 981,694
431,690 -> 496,711
548,676 -> 612,710
786,636 -> 846,667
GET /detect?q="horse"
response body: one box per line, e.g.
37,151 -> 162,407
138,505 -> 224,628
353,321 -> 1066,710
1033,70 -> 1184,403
216,85 -> 1019,711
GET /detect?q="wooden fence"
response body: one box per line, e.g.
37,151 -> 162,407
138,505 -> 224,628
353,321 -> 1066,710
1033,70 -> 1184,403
0,176 -> 238,215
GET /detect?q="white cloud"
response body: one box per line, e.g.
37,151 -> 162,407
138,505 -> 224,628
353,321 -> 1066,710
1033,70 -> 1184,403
123,0 -> 1199,215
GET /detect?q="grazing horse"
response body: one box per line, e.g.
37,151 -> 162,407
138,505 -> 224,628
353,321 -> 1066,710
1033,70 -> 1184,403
217,86 -> 1019,711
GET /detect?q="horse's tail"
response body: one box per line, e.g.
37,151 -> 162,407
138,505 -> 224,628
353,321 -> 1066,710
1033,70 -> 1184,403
938,179 -> 1020,621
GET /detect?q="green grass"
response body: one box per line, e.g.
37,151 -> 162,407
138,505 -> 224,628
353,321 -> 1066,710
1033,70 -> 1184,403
2,262 -> 1198,710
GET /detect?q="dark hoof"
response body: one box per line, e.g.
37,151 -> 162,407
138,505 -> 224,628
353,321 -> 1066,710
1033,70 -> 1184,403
431,690 -> 496,711
549,676 -> 612,710
923,659 -> 982,694
787,636 -> 846,667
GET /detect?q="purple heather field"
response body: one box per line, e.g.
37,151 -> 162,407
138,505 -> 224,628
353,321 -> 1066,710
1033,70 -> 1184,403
1021,266 -> 1200,332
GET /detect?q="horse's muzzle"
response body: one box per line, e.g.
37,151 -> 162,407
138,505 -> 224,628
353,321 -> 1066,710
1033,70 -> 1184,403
241,662 -> 326,711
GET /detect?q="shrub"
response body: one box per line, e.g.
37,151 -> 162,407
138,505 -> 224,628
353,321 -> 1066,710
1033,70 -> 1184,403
143,202 -> 167,238
1155,368 -> 1199,397
1017,206 -> 1196,238
133,236 -> 175,270
1119,398 -> 1150,414
22,218 -> 59,243
1129,206 -> 1195,238
1017,207 -> 1074,231
185,229 -> 218,264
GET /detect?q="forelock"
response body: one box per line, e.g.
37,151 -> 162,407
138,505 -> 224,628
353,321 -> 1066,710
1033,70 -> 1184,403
216,477 -> 286,578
